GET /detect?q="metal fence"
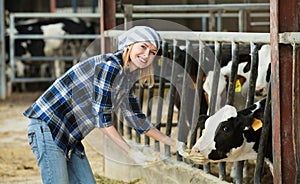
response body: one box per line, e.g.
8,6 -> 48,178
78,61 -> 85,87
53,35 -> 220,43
122,3 -> 270,32
105,29 -> 299,183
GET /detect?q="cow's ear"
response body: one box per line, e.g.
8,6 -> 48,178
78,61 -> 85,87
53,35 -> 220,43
237,109 -> 254,131
198,114 -> 209,129
241,114 -> 255,131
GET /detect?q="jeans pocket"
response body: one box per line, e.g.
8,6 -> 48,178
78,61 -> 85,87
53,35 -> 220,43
28,131 -> 40,160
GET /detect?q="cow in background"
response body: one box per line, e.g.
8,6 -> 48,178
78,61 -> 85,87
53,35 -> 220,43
203,44 -> 271,112
5,17 -> 95,90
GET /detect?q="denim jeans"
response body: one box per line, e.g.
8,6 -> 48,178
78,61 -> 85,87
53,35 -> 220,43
27,119 -> 96,184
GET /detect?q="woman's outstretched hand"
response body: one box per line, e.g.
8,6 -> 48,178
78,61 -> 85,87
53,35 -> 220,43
128,149 -> 157,166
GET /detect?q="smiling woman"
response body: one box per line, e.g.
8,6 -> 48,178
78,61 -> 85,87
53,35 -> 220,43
22,25 -> 187,183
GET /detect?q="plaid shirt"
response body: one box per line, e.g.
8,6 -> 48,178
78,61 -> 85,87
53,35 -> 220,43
23,51 -> 152,158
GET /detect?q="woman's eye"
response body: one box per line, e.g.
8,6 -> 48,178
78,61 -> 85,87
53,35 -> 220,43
150,51 -> 157,55
141,45 -> 146,49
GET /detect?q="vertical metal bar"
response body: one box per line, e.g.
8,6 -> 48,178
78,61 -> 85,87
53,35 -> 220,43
0,0 -> 6,99
9,14 -> 15,83
154,41 -> 168,152
217,10 -> 222,32
216,41 -> 226,180
238,10 -> 243,32
254,83 -> 272,184
202,17 -> 207,32
144,87 -> 154,146
189,41 -> 206,148
234,42 -> 259,184
226,41 -> 244,183
176,40 -> 192,161
226,42 -> 239,105
246,42 -> 258,106
72,0 -> 78,13
292,43 -> 300,184
208,41 -> 222,116
92,0 -> 97,13
165,39 -> 178,157
100,0 -> 104,54
118,111 -> 124,136
136,86 -> 144,143
123,4 -> 133,30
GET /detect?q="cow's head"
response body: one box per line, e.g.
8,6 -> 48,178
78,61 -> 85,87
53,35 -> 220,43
256,44 -> 271,97
192,98 -> 266,162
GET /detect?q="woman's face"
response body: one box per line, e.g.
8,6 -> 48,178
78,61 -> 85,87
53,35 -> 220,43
129,42 -> 158,71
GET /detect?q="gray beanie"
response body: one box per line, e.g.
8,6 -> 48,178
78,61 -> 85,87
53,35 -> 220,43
118,26 -> 161,51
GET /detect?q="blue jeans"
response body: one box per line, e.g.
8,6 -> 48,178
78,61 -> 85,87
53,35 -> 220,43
27,119 -> 96,184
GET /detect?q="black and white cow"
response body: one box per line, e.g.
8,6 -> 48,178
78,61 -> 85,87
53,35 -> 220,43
6,17 -> 95,80
191,98 -> 273,174
203,44 -> 271,112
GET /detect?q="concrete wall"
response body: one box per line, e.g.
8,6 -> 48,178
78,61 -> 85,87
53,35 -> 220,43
96,132 -> 230,184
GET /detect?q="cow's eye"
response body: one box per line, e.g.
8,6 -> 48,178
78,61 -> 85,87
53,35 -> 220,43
223,126 -> 230,132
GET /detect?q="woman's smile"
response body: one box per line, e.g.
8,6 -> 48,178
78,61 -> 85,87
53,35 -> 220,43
129,42 -> 158,71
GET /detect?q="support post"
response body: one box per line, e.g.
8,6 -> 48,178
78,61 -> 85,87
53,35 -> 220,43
270,0 -> 299,183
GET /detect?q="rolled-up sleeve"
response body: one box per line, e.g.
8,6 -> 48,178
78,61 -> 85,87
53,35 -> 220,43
92,61 -> 120,128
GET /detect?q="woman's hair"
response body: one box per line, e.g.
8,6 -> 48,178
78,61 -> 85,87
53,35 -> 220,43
122,44 -> 155,88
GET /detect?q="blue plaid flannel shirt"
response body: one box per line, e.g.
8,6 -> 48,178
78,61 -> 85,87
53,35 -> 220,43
23,51 -> 152,158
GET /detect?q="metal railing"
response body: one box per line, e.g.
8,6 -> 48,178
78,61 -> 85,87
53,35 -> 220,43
105,29 -> 300,183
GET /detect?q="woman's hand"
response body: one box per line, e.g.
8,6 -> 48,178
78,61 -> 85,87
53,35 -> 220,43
128,149 -> 157,166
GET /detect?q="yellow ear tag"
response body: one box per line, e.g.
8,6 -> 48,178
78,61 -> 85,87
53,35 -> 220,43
252,118 -> 263,131
235,79 -> 242,92
157,57 -> 162,66
201,129 -> 205,135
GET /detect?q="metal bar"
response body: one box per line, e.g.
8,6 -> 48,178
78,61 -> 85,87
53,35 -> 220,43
145,87 -> 154,146
14,34 -> 101,39
208,41 -> 222,115
226,42 -> 239,105
164,40 -> 178,157
123,4 -> 133,30
246,43 -> 258,106
12,77 -> 56,83
254,83 -> 272,184
118,111 -> 124,136
293,43 -> 300,184
176,40 -> 192,161
132,3 -> 270,12
15,56 -> 76,61
189,41 -> 206,148
106,30 -> 271,43
154,41 -> 168,152
10,12 -> 270,19
72,0 -> 78,13
136,86 -> 144,143
0,0 -> 6,99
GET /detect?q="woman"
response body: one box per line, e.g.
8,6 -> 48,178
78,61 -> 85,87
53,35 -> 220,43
24,26 -> 186,183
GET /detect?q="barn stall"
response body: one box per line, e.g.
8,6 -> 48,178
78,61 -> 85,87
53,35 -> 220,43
0,1 -> 299,184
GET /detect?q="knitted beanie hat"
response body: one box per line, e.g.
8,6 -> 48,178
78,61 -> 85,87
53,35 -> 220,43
118,26 -> 161,51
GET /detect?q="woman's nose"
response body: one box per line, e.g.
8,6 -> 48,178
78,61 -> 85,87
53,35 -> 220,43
143,49 -> 150,57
